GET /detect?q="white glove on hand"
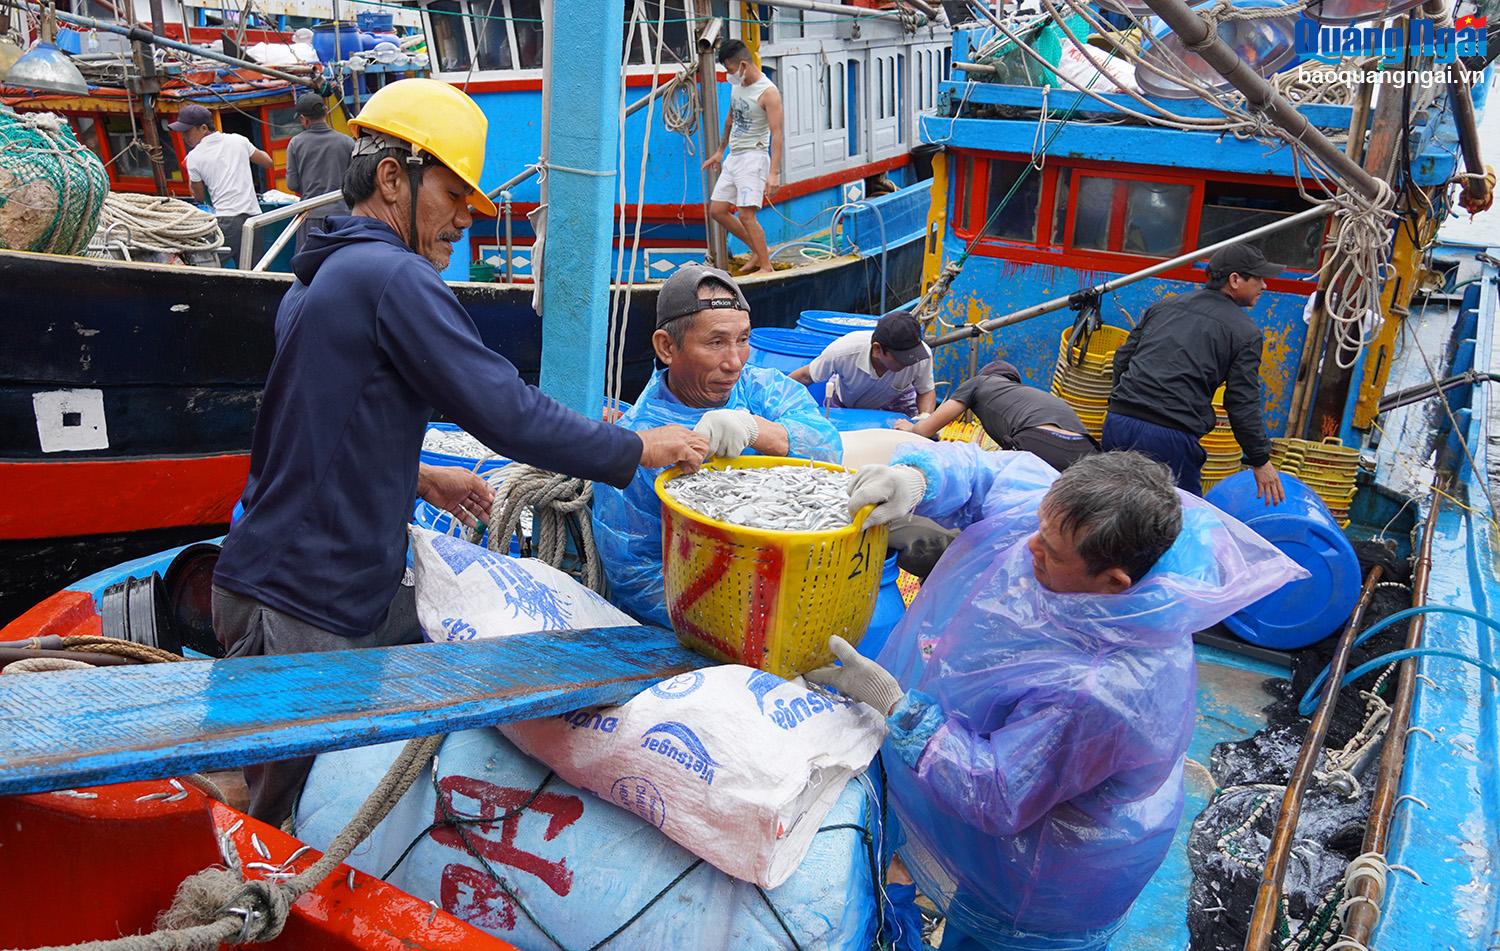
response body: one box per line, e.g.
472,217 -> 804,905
804,635 -> 905,716
848,464 -> 926,526
693,409 -> 760,458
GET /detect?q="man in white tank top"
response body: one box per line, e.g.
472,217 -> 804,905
701,39 -> 782,275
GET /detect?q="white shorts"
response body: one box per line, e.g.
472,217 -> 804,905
710,151 -> 771,208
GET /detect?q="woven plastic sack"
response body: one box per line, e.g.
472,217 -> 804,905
296,729 -> 883,950
501,663 -> 888,888
876,444 -> 1308,937
410,526 -> 634,641
0,108 -> 108,254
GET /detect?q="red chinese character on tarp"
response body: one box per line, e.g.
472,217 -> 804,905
431,775 -> 584,930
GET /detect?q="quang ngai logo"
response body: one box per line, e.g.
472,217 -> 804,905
1295,15 -> 1488,67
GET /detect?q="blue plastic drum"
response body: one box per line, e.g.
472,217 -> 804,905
797,310 -> 878,340
748,327 -> 832,403
1205,471 -> 1360,649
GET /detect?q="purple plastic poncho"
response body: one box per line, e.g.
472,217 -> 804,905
877,443 -> 1307,939
592,365 -> 842,627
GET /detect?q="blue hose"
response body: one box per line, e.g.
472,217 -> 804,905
1297,605 -> 1500,715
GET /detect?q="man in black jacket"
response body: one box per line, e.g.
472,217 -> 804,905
1102,244 -> 1285,504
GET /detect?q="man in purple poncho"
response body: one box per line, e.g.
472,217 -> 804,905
808,446 -> 1303,950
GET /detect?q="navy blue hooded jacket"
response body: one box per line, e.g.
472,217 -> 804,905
215,216 -> 642,638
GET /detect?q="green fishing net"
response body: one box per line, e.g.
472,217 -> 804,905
0,105 -> 109,255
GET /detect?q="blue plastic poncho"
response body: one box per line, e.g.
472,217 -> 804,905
592,365 -> 842,627
876,443 -> 1306,941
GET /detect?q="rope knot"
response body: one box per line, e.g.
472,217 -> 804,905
157,867 -> 293,944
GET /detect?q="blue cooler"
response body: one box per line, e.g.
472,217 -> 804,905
1205,471 -> 1360,649
748,327 -> 832,403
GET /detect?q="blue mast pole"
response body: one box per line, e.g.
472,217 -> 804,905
537,0 -> 624,418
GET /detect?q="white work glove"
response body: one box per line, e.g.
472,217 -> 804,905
805,635 -> 905,716
847,464 -> 927,526
693,409 -> 760,458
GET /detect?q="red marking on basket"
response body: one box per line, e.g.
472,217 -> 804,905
741,546 -> 781,665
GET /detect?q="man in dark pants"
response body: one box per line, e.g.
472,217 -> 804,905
212,80 -> 706,826
284,92 -> 353,250
894,358 -> 1097,472
1102,244 -> 1285,504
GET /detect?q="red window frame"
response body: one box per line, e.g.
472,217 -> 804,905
948,150 -> 1325,289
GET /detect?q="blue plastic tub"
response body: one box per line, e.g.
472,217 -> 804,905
824,407 -> 906,432
411,499 -> 520,556
1205,471 -> 1360,649
857,553 -> 906,660
748,327 -> 832,403
419,422 -> 510,474
797,310 -> 879,340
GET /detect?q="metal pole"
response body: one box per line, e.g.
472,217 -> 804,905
250,210 -> 305,271
1336,489 -> 1440,946
927,203 -> 1333,346
237,189 -> 343,269
501,190 -> 514,282
1243,568 -> 1383,951
747,0 -> 910,19
1139,0 -> 1387,203
0,0 -> 320,87
695,3 -> 728,268
130,40 -> 172,195
1445,65 -> 1490,208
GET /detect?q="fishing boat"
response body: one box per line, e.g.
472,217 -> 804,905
0,0 -> 942,624
2,0 -> 1497,945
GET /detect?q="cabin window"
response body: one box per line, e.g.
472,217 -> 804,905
770,5 -> 804,40
982,159 -> 1042,242
100,114 -> 183,181
473,0 -> 516,70
1198,181 -> 1322,271
624,0 -> 693,64
428,0 -> 472,71
511,0 -> 545,67
266,105 -> 302,141
1068,175 -> 1191,257
74,116 -> 102,161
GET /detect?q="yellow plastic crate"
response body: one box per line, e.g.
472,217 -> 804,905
654,456 -> 889,678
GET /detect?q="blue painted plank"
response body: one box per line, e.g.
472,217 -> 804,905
919,114 -> 1329,179
0,625 -> 708,797
938,79 -> 1356,130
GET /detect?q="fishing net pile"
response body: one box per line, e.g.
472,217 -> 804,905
0,106 -> 109,255
1187,544 -> 1413,951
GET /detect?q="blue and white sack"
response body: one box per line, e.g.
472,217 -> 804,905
500,664 -> 887,888
297,729 -> 884,950
410,526 -> 635,641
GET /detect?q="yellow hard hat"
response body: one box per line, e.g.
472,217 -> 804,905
348,78 -> 497,217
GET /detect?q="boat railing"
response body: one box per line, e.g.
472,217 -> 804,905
239,190 -> 345,272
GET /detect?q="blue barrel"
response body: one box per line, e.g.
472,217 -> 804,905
311,23 -> 362,62
824,407 -> 906,432
420,422 -> 510,474
355,10 -> 395,31
748,327 -> 831,403
797,310 -> 878,340
1205,471 -> 1360,649
857,554 -> 905,660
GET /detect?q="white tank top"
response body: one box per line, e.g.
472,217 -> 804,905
727,75 -> 776,153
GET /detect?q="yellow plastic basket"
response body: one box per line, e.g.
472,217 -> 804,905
654,456 -> 890,678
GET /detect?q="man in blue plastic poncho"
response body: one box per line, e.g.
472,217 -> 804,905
592,264 -> 842,627
807,446 -> 1304,950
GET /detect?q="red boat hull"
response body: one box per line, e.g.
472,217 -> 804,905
0,778 -> 516,949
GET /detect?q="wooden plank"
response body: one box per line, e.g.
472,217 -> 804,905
0,625 -> 707,797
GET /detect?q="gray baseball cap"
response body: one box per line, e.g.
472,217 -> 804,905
656,263 -> 750,329
167,103 -> 214,132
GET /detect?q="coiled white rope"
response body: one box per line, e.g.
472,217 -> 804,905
88,192 -> 224,256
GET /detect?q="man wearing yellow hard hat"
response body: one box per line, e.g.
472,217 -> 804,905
212,79 -> 708,824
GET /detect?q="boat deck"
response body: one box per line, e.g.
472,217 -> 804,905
1114,645 -> 1286,948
